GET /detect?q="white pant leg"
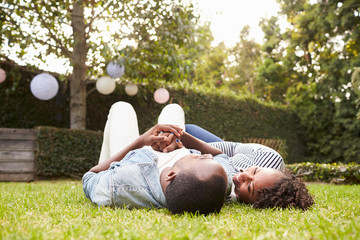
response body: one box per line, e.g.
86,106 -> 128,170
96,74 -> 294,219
98,102 -> 140,163
157,104 -> 185,131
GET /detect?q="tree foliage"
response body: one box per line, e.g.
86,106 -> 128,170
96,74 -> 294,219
192,41 -> 228,88
226,26 -> 262,95
257,16 -> 292,103
0,0 -> 201,129
269,0 -> 360,163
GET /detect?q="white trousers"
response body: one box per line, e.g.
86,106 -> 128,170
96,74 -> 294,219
98,102 -> 185,164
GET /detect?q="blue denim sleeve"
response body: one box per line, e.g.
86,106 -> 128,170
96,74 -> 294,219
82,171 -> 97,200
214,153 -> 233,197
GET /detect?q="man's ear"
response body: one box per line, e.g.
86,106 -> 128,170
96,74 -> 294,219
165,169 -> 178,182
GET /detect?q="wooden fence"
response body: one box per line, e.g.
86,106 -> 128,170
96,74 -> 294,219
242,138 -> 285,153
0,128 -> 37,181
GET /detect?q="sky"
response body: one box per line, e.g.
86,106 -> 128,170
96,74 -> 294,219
191,0 -> 283,47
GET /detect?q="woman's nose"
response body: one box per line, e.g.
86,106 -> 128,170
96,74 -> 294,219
200,154 -> 213,159
240,172 -> 252,182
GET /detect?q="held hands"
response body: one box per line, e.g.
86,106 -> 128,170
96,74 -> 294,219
151,131 -> 184,153
139,124 -> 183,148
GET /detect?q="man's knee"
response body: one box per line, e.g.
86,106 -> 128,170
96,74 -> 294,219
110,101 -> 135,114
161,104 -> 184,114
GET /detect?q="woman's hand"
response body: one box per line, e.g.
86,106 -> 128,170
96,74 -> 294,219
151,131 -> 184,153
140,124 -> 183,147
90,124 -> 183,173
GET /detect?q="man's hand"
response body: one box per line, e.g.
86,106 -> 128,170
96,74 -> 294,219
140,124 -> 183,147
90,124 -> 183,173
151,131 -> 184,153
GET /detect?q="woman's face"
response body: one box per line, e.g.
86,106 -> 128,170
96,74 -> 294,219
232,166 -> 284,203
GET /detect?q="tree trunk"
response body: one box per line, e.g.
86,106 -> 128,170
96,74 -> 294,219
70,1 -> 88,129
249,77 -> 255,95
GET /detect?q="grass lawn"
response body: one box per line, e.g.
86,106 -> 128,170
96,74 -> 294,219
1,181 -> 359,240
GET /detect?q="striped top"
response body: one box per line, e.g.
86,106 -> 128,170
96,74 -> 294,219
209,142 -> 285,177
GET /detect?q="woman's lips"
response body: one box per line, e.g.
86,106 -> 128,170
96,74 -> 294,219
233,174 -> 240,188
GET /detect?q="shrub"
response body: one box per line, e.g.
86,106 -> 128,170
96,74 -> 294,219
34,126 -> 360,183
287,162 -> 360,184
1,60 -> 304,163
36,126 -> 102,178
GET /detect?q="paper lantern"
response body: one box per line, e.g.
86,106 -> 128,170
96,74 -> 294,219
96,76 -> 116,95
125,82 -> 138,96
106,61 -> 125,78
154,88 -> 170,104
30,73 -> 59,100
0,68 -> 6,83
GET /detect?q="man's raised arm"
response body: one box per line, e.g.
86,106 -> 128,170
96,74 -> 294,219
89,124 -> 183,173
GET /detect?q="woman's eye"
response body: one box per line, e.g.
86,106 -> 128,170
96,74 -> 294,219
254,168 -> 258,174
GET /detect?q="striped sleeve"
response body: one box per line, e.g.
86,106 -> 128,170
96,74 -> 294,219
209,141 -> 241,157
253,150 -> 284,170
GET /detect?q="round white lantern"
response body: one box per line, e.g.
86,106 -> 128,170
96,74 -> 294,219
106,61 -> 125,78
96,76 -> 116,95
0,68 -> 6,83
125,82 -> 138,96
30,73 -> 59,100
154,88 -> 170,104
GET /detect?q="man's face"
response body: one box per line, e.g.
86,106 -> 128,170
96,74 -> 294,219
173,154 -> 228,184
232,166 -> 284,203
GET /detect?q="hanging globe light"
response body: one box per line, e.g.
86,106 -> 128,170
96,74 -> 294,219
30,73 -> 59,100
96,76 -> 116,95
125,82 -> 138,96
154,88 -> 170,104
0,68 -> 6,83
106,61 -> 125,78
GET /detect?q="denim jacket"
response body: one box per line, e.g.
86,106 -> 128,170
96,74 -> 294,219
83,148 -> 166,209
82,148 -> 233,209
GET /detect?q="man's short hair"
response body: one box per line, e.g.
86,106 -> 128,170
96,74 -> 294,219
165,172 -> 226,215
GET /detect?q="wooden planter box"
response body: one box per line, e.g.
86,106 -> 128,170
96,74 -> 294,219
0,128 -> 37,181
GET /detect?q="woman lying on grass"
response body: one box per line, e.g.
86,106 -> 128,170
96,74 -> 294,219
185,124 -> 315,210
155,121 -> 314,211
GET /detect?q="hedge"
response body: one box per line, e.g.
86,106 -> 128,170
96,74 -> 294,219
1,60 -> 304,163
34,126 -> 360,184
36,126 -> 102,178
287,162 -> 360,184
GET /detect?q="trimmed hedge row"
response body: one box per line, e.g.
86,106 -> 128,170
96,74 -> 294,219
87,86 -> 301,162
287,162 -> 360,184
35,126 -> 360,184
1,60 -> 304,163
36,126 -> 102,178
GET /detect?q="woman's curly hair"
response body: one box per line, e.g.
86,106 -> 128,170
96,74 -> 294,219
253,170 -> 314,210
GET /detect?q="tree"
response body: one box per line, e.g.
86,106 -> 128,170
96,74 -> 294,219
256,16 -> 294,103
226,25 -> 262,95
275,0 -> 360,163
0,0 -> 200,129
192,41 -> 228,88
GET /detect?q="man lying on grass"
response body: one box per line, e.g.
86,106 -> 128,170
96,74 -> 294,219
155,114 -> 314,211
82,102 -> 232,215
